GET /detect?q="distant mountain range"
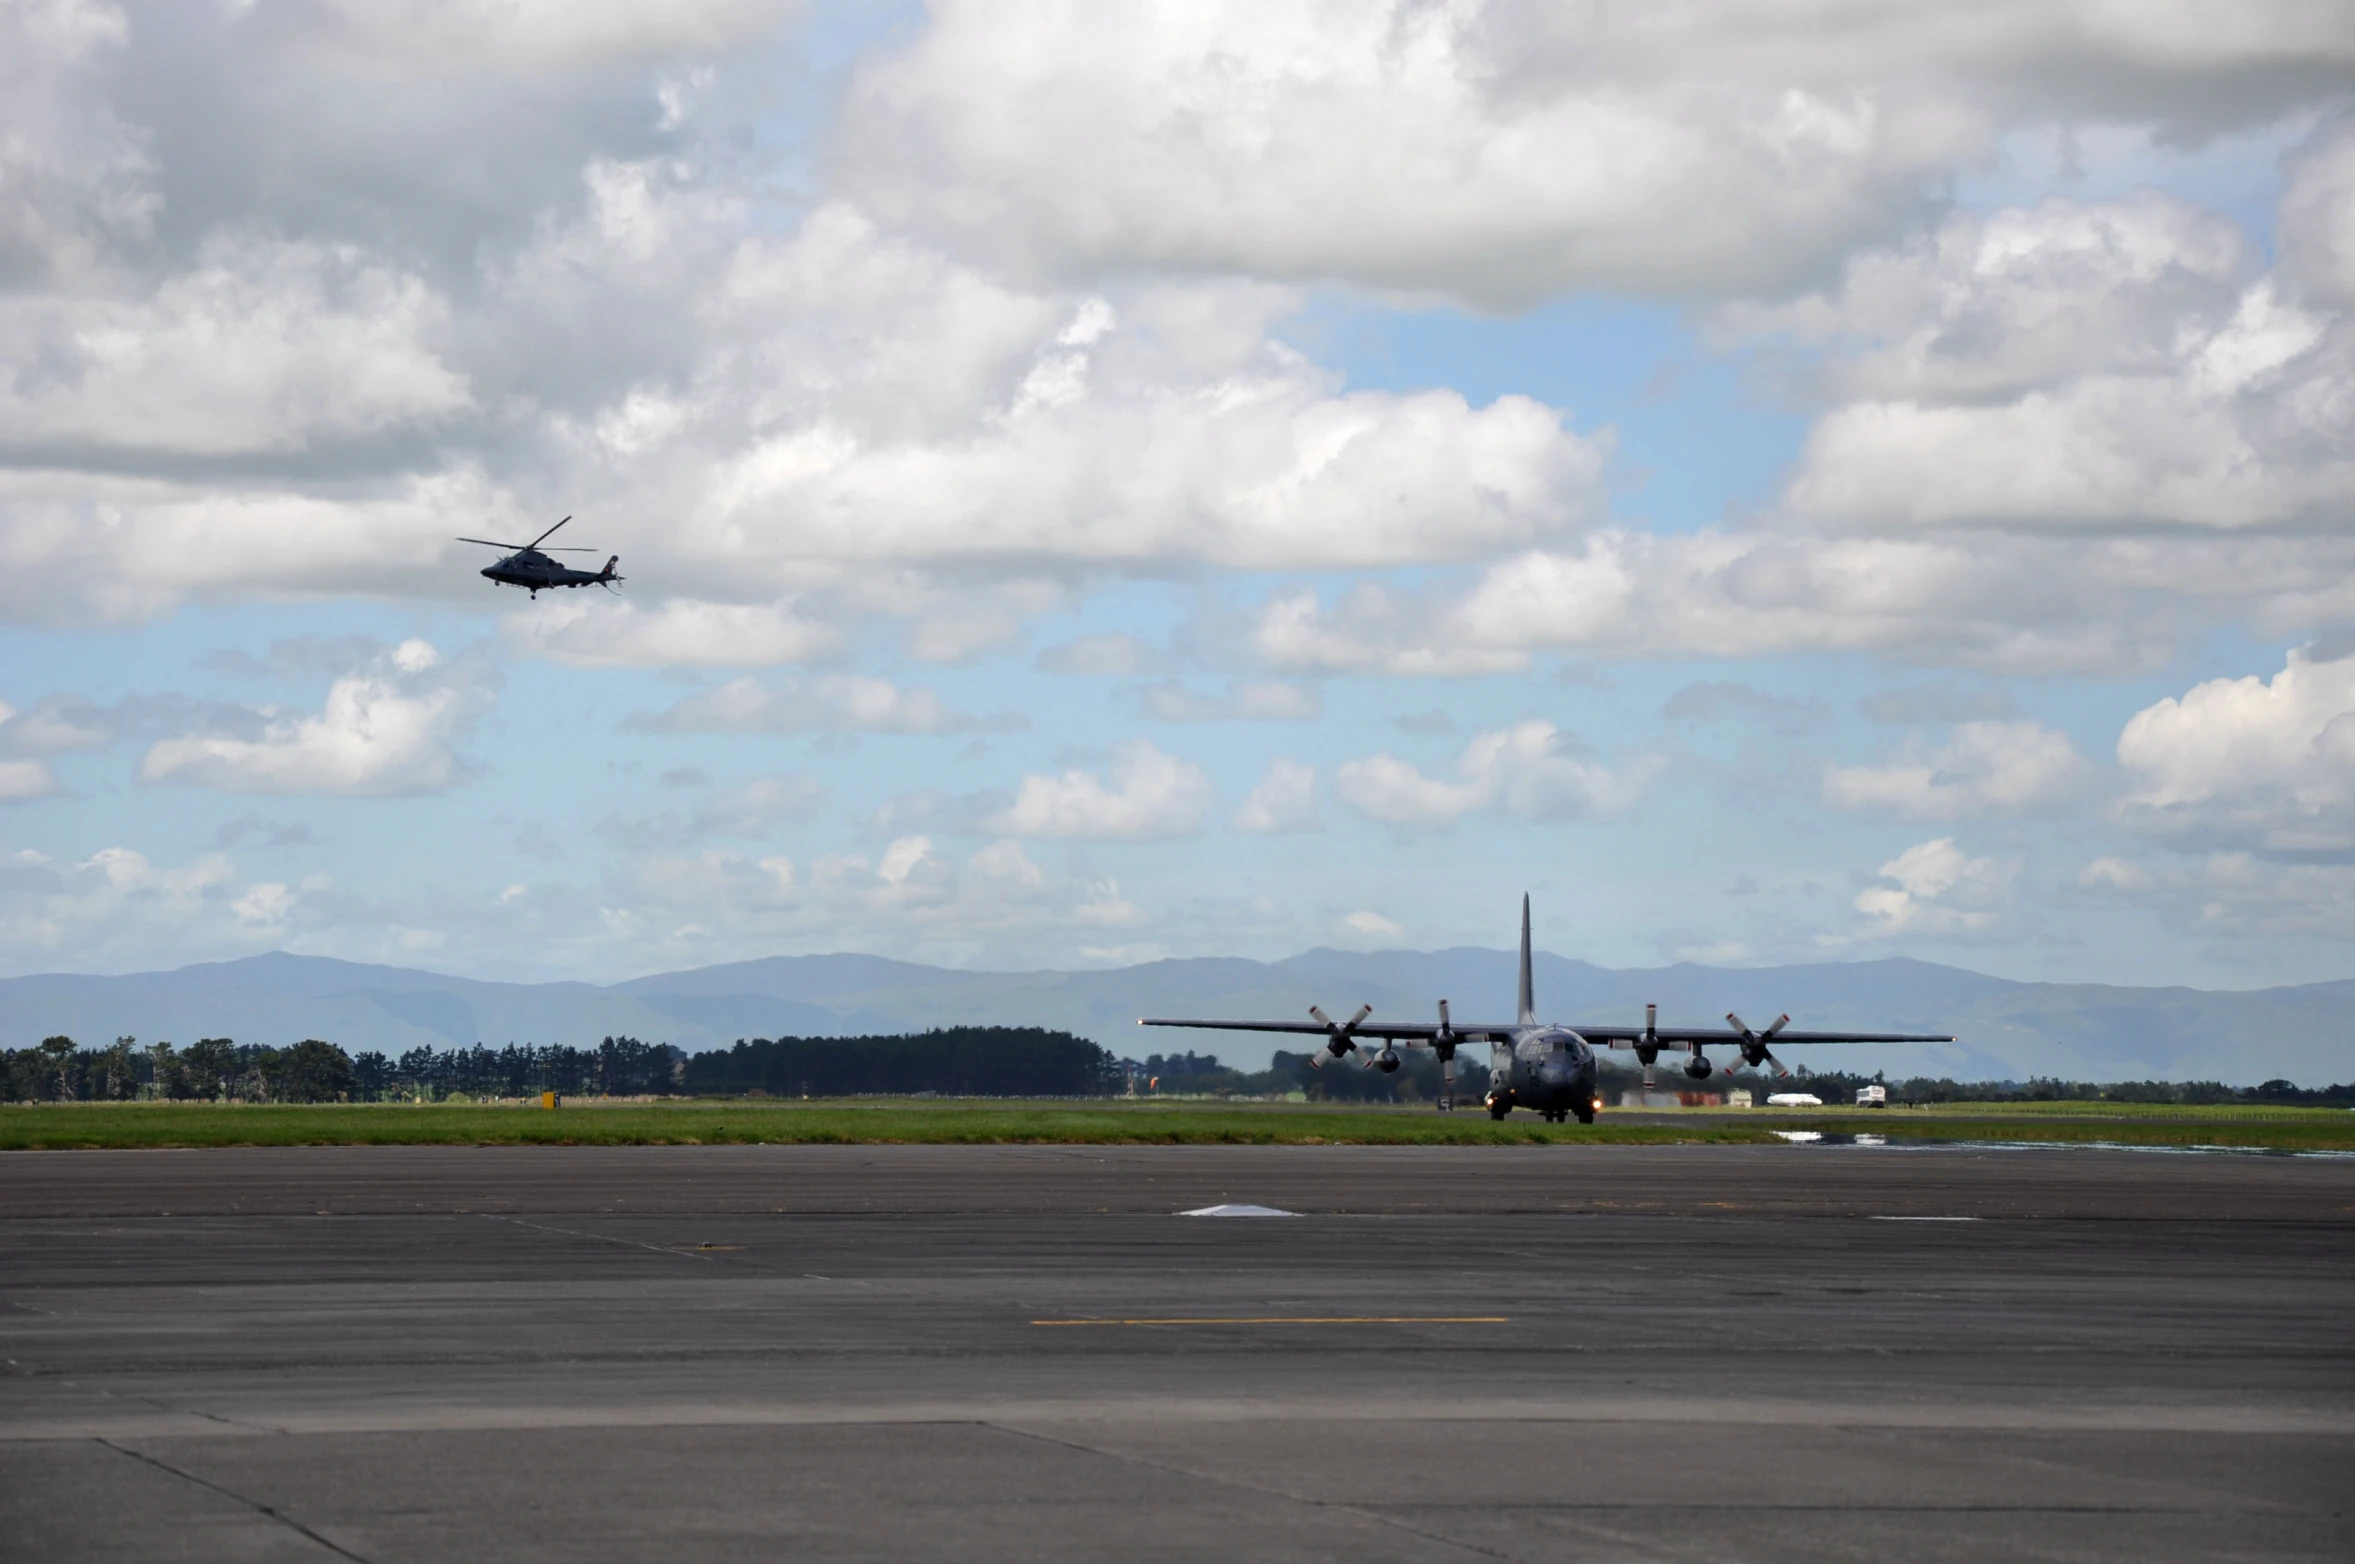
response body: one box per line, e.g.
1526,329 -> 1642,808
3,947 -> 2351,1086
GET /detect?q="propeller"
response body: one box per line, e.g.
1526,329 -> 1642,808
1727,1012 -> 1794,1078
1637,1001 -> 1661,1090
1307,1003 -> 1372,1068
1434,999 -> 1457,1108
456,516 -> 598,552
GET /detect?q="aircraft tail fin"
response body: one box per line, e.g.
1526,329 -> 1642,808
602,555 -> 619,579
1517,893 -> 1536,1025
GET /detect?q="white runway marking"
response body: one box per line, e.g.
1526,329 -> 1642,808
1178,1203 -> 1298,1217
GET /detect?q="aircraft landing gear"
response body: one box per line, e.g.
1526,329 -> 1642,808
1574,1105 -> 1595,1125
1487,1097 -> 1509,1120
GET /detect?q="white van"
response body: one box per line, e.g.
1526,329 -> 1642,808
1856,1085 -> 1888,1108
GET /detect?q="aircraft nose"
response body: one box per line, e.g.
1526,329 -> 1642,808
480,566 -> 495,579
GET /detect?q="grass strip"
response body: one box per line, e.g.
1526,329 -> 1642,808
1,1099 -> 2350,1151
0,1102 -> 1775,1150
1750,1115 -> 2355,1152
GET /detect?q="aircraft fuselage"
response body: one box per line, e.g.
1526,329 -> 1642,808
481,548 -> 618,594
1485,1026 -> 1597,1122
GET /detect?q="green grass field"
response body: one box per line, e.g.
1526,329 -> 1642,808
0,1100 -> 1775,1149
2,1098 -> 2351,1151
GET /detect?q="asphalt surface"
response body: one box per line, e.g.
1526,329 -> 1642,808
2,1143 -> 2350,1562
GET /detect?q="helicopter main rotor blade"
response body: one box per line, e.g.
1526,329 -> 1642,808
455,537 -> 530,549
454,537 -> 598,552
527,515 -> 574,550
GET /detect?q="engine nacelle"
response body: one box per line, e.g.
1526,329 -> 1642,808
1372,1047 -> 1402,1073
1683,1055 -> 1714,1081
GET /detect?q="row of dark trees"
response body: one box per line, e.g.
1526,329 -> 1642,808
0,1032 -> 1432,1103
686,1028 -> 1122,1097
1138,1048 -> 1492,1102
0,1031 -> 1109,1101
1,1036 -> 357,1103
10,1032 -> 2348,1107
1774,1066 -> 2355,1107
354,1037 -> 686,1099
0,1035 -> 686,1103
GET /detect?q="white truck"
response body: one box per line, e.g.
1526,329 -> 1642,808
1856,1085 -> 1888,1108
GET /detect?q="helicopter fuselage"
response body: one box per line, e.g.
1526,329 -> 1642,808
481,549 -> 619,595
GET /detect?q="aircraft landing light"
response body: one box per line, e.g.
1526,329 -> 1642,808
1030,1316 -> 1509,1326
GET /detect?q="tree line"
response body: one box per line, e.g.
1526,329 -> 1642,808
0,1032 -> 1426,1102
1776,1066 -> 2355,1108
0,1035 -> 684,1103
685,1028 -> 1122,1097
0,1030 -> 1115,1101
8,1031 -> 2347,1106
0,1036 -> 360,1103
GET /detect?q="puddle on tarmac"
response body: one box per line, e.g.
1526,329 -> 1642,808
1768,1129 -> 2351,1158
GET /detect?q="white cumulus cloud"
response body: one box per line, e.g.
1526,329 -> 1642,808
0,759 -> 60,802
1823,720 -> 2094,820
1233,757 -> 1320,834
644,674 -> 1009,735
0,234 -> 470,460
1036,633 -> 1147,676
503,598 -> 840,670
694,774 -> 824,837
137,640 -> 487,796
292,0 -> 801,68
0,841 -> 298,972
1142,681 -> 1319,722
2116,647 -> 2355,855
2281,116 -> 2355,311
1335,721 -> 1663,829
985,740 -> 1213,840
837,0 -> 2355,307
1837,838 -> 2017,942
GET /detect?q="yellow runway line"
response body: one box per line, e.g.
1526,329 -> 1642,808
1030,1316 -> 1508,1326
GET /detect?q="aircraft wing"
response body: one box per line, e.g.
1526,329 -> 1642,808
1139,1017 -> 1955,1049
1138,1017 -> 1519,1042
1577,1025 -> 1955,1046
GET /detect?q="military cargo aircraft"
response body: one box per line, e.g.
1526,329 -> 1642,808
459,516 -> 622,596
1140,896 -> 1953,1121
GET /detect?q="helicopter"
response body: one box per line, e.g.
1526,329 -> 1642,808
458,516 -> 622,597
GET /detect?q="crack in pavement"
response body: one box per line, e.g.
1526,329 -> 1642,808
982,1420 -> 1510,1560
96,1438 -> 372,1562
479,1213 -> 715,1259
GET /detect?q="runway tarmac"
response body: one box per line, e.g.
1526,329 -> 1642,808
3,1143 -> 2350,1561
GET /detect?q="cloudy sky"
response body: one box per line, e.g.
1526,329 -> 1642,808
4,0 -> 2354,988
